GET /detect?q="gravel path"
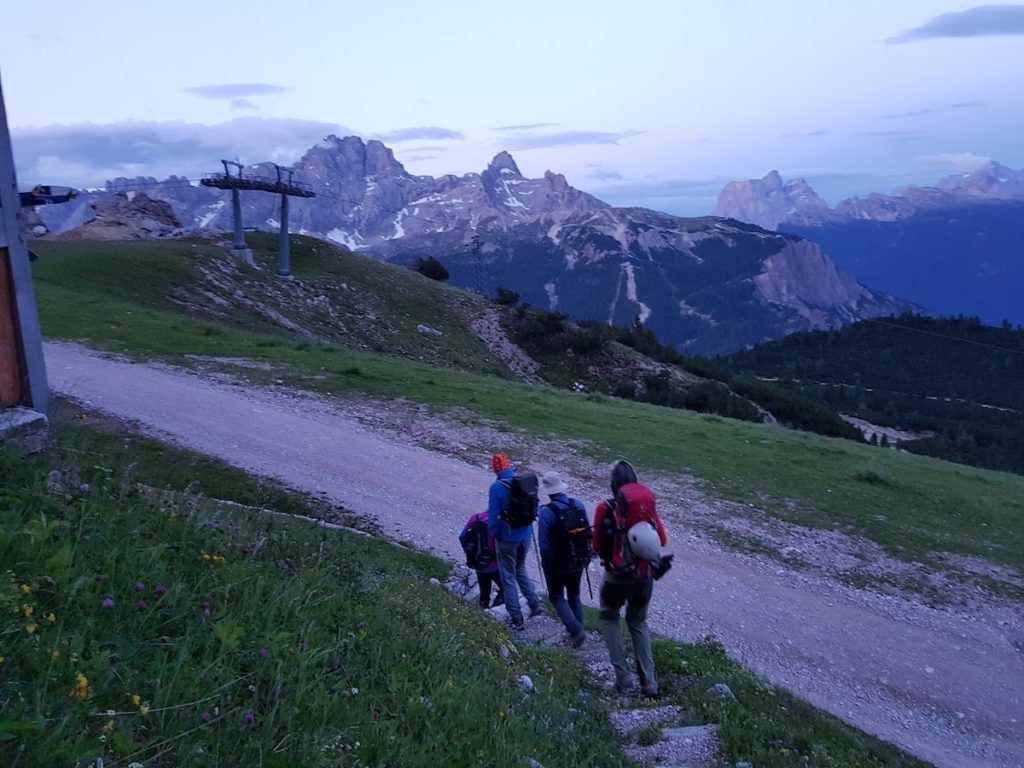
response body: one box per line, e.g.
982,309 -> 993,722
45,342 -> 1024,768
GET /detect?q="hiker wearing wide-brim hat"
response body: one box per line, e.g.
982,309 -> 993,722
537,471 -> 592,648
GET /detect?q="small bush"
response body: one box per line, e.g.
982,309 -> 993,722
494,287 -> 520,306
412,256 -> 449,281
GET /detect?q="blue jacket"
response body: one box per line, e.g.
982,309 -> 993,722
538,493 -> 587,571
488,469 -> 533,542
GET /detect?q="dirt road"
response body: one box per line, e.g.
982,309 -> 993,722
45,342 -> 1024,768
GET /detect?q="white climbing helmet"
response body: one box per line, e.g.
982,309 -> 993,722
627,521 -> 661,560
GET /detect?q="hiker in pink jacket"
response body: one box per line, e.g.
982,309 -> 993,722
459,511 -> 505,609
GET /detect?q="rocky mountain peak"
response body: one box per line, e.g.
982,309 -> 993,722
486,151 -> 522,177
715,171 -> 832,230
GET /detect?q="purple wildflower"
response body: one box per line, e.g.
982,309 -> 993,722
101,597 -> 115,609
135,582 -> 146,592
155,584 -> 166,595
201,711 -> 212,723
138,600 -> 148,610
94,574 -> 105,582
244,711 -> 256,725
299,642 -> 308,652
259,648 -> 269,659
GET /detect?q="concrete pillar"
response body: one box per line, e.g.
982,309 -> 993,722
277,194 -> 290,277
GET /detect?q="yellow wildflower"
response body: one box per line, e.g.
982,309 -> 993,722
71,672 -> 90,700
23,605 -> 34,618
0,656 -> 5,663
139,704 -> 150,717
51,650 -> 61,660
132,694 -> 141,707
47,612 -> 56,623
20,584 -> 31,595
100,719 -> 114,734
26,623 -> 37,635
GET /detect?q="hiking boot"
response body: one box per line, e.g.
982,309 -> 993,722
640,684 -> 660,699
613,670 -> 633,694
528,604 -> 546,619
569,630 -> 586,649
508,618 -> 525,631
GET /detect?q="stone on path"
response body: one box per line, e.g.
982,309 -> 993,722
608,704 -> 683,735
623,724 -> 720,767
706,682 -> 737,701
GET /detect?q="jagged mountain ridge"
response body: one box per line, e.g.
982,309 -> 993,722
716,162 -> 1024,229
715,164 -> 1024,324
36,135 -> 915,354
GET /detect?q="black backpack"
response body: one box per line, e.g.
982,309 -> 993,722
461,517 -> 492,569
500,474 -> 539,528
550,499 -> 593,571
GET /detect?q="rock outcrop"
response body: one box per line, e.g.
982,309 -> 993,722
55,192 -> 183,240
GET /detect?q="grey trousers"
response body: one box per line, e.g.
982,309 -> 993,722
599,576 -> 656,688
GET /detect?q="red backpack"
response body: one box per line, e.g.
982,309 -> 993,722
598,482 -> 659,579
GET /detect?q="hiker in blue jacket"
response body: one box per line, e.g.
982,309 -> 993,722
488,453 -> 543,630
538,471 -> 590,648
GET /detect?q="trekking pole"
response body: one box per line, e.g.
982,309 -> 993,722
532,527 -> 543,578
585,566 -> 593,601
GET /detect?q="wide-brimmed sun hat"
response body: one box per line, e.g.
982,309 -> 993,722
539,471 -> 568,496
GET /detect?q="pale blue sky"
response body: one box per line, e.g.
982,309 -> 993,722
3,0 -> 1023,214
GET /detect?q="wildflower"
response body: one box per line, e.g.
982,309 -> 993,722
201,711 -> 212,723
23,605 -> 34,618
101,719 -> 114,734
20,584 -> 31,595
259,648 -> 269,659
101,597 -> 115,609
139,704 -> 150,717
138,600 -> 149,611
94,574 -> 104,582
155,584 -> 166,595
46,612 -> 56,623
135,582 -> 146,592
71,672 -> 90,699
244,711 -> 256,725
299,642 -> 308,652
26,623 -> 37,635
132,694 -> 141,707
52,650 -> 60,660
0,656 -> 4,663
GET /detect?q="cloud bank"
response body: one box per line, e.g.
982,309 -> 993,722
372,127 -> 464,142
11,118 -> 351,187
183,83 -> 293,99
503,129 -> 641,151
889,4 -> 1024,43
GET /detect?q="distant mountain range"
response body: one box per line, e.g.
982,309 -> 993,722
32,136 -> 915,354
715,163 -> 1024,325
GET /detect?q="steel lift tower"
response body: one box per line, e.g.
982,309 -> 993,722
201,160 -> 315,276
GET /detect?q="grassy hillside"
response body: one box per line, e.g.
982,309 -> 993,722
0,405 -> 929,767
720,315 -> 1024,475
28,237 -> 1024,582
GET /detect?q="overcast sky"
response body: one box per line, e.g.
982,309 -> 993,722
3,0 -> 1023,215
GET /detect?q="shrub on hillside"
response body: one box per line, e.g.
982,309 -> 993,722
494,287 -> 520,306
413,256 -> 449,281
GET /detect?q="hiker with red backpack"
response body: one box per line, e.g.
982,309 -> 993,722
459,511 -> 505,609
593,460 -> 672,698
487,453 -> 544,630
537,471 -> 592,648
